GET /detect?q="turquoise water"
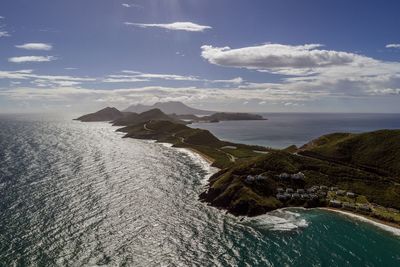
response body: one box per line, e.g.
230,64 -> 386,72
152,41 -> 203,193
0,115 -> 399,266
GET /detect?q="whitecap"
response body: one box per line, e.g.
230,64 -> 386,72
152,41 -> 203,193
244,209 -> 309,232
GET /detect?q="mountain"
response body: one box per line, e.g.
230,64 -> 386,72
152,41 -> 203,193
299,129 -> 400,177
75,107 -> 123,122
112,109 -> 185,126
123,101 -> 213,115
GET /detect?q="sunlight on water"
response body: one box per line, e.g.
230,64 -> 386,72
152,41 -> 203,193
0,116 -> 399,266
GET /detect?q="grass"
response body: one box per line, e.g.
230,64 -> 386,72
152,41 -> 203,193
300,129 -> 400,178
120,120 -> 400,218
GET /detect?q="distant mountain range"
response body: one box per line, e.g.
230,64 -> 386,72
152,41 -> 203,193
123,101 -> 213,115
75,102 -> 266,124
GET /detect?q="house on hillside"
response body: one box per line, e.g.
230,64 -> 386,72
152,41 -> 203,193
292,172 -> 305,180
329,200 -> 342,208
336,190 -> 346,196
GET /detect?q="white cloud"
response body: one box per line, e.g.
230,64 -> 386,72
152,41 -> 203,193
0,16 -> 4,19
0,69 -> 96,88
386,44 -> 400,49
105,71 -> 243,85
125,21 -> 211,32
8,56 -> 56,63
201,43 -> 400,99
122,3 -> 141,8
201,43 -> 359,72
0,31 -> 10,37
210,77 -> 244,84
16,43 -> 53,51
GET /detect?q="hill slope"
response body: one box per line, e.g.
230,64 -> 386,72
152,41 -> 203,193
112,109 -> 185,126
200,151 -> 400,216
75,107 -> 123,122
299,130 -> 400,178
124,101 -> 213,115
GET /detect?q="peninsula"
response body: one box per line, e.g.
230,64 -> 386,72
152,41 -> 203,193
75,107 -> 400,227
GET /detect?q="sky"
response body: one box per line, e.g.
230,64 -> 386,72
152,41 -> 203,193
1,0 -> 400,113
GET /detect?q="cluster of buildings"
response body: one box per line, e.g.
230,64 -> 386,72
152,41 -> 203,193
245,174 -> 268,183
275,185 -> 329,201
329,200 -> 371,213
278,172 -> 305,180
246,171 -> 373,214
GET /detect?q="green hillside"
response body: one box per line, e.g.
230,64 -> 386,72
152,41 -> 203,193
112,108 -> 185,126
299,130 -> 400,178
200,151 -> 400,216
75,107 -> 123,122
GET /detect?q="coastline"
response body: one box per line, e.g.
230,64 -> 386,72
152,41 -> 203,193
319,207 -> 400,236
185,147 -> 216,166
112,122 -> 400,236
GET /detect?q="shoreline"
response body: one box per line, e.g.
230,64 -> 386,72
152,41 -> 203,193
185,147 -> 216,166
319,207 -> 400,236
111,123 -> 400,236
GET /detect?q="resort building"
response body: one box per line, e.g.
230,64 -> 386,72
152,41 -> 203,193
336,190 -> 346,196
329,200 -> 342,208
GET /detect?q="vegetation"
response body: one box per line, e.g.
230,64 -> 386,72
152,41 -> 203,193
112,108 -> 186,126
117,119 -> 270,169
299,130 -> 400,178
75,107 -> 123,122
201,150 -> 400,217
172,112 -> 266,123
77,107 -> 400,222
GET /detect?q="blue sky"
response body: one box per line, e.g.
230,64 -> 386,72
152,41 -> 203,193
1,0 -> 400,113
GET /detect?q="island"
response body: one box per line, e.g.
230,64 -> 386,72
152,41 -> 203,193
75,107 -> 400,228
171,112 -> 266,123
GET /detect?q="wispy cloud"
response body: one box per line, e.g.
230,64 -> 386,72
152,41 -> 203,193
125,22 -> 211,32
104,70 -> 243,85
8,56 -> 57,63
0,69 -> 95,88
0,31 -> 10,37
16,43 -> 53,51
210,77 -> 244,84
386,44 -> 400,49
121,70 -> 200,81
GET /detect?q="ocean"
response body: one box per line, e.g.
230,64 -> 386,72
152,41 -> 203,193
0,114 -> 400,266
190,113 -> 400,148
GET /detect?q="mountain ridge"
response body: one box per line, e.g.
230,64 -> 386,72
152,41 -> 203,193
124,101 -> 214,115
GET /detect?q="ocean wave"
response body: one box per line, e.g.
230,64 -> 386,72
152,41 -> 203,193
174,147 -> 219,183
244,209 -> 309,232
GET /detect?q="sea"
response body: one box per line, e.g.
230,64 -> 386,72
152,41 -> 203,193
0,113 -> 400,266
190,113 -> 400,148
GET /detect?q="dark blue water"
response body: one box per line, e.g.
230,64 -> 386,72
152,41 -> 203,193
1,115 -> 400,266
191,113 -> 400,148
